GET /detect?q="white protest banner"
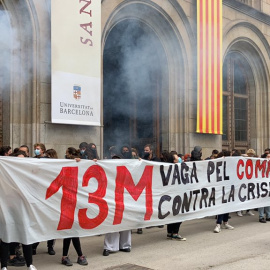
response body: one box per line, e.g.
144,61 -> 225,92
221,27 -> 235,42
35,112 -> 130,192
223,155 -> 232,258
51,0 -> 101,125
0,156 -> 270,244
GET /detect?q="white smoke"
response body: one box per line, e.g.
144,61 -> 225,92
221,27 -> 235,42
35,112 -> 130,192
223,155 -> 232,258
103,19 -> 168,156
0,9 -> 13,90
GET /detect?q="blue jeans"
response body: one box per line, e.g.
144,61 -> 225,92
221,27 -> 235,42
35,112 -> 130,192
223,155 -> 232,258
216,213 -> 229,224
258,207 -> 270,219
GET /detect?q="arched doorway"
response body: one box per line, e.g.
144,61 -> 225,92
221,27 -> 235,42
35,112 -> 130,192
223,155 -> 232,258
103,19 -> 167,156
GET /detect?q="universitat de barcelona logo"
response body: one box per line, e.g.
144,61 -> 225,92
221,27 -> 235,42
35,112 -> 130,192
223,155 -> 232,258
73,85 -> 81,100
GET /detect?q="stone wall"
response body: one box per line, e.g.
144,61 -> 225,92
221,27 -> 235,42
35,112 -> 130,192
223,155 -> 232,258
2,0 -> 270,158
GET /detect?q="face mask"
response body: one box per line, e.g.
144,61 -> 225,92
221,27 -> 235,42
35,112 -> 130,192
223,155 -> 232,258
143,152 -> 150,159
122,152 -> 131,159
34,149 -> 40,156
90,148 -> 97,159
80,150 -> 85,154
178,157 -> 183,163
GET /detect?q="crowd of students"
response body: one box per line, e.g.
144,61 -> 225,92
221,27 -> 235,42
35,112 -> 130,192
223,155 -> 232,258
0,143 -> 269,269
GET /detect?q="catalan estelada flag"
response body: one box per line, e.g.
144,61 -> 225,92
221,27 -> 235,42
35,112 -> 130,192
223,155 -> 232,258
197,0 -> 223,134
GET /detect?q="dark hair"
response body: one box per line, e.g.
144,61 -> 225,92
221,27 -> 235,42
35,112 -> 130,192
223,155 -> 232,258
12,150 -> 27,157
217,151 -> 224,158
66,147 -> 80,159
232,150 -> 241,156
0,146 -> 11,156
12,148 -> 20,154
85,143 -> 99,160
46,149 -> 58,159
167,153 -> 175,163
161,150 -> 170,162
19,145 -> 29,156
20,145 -> 29,151
212,149 -> 219,155
144,144 -> 154,151
79,142 -> 88,149
120,145 -> 132,159
112,154 -> 123,159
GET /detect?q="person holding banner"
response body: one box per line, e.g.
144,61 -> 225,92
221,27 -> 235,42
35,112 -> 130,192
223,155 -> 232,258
61,147 -> 88,266
137,145 -> 163,234
142,144 -> 160,162
214,152 -> 234,233
33,143 -> 46,158
164,151 -> 187,241
1,150 -> 37,270
85,143 -> 99,160
32,145 -> 56,256
257,152 -> 270,223
121,145 -> 132,159
235,149 -> 255,217
78,142 -> 88,159
190,146 -> 202,161
0,146 -> 12,156
103,151 -> 132,256
19,145 -> 30,157
1,241 -> 37,270
166,152 -> 186,241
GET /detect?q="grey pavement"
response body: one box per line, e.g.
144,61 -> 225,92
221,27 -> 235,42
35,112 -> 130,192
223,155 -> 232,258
7,212 -> 270,270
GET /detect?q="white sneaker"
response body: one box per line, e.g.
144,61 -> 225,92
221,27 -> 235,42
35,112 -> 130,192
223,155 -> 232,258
2,267 -> 8,270
237,211 -> 243,217
222,222 -> 234,230
27,265 -> 37,270
246,211 -> 254,216
213,224 -> 221,233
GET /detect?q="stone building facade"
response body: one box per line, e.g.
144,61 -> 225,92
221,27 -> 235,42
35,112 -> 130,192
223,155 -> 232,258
0,0 -> 269,158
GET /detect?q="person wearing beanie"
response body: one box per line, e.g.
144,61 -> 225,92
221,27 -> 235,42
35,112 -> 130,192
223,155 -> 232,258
190,146 -> 202,161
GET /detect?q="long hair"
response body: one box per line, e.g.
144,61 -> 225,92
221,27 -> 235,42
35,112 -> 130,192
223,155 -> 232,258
46,149 -> 58,159
66,147 -> 80,159
85,143 -> 99,160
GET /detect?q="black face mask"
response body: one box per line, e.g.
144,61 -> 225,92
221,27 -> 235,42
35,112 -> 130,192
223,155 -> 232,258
90,148 -> 97,159
143,152 -> 150,159
122,151 -> 131,159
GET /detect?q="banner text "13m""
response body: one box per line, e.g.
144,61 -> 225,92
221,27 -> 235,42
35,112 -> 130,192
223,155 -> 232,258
45,165 -> 153,230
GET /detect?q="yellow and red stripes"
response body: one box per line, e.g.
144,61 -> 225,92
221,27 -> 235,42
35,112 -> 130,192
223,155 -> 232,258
197,0 -> 223,134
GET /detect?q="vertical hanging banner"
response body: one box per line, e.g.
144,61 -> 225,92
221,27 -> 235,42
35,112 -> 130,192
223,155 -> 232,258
197,0 -> 223,134
51,1 -> 101,126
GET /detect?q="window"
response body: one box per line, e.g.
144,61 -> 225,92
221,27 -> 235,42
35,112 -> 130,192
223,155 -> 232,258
222,53 -> 249,151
